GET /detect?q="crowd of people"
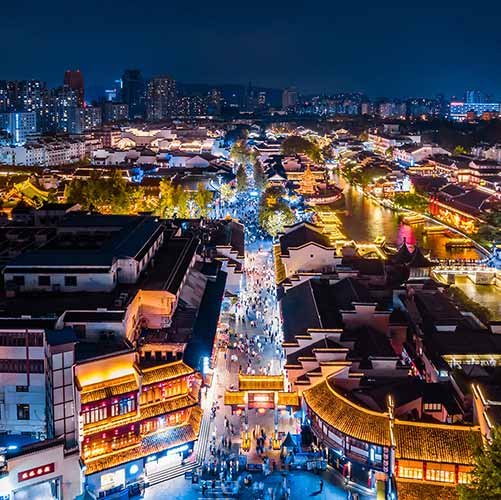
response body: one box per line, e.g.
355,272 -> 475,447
227,249 -> 284,379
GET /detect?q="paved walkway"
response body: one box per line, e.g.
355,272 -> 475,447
144,181 -> 372,498
145,468 -> 372,499
202,241 -> 297,463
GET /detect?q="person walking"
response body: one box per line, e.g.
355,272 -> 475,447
319,479 -> 324,492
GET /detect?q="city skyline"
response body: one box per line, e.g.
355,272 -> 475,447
1,2 -> 501,498
3,1 -> 501,98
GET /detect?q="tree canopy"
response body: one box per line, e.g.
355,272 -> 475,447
157,179 -> 189,218
230,140 -> 252,165
453,145 -> 469,156
393,192 -> 429,212
236,164 -> 248,192
282,135 -> 323,164
193,183 -> 212,217
258,185 -> 295,237
65,169 -> 140,214
458,427 -> 501,500
253,159 -> 266,190
219,183 -> 234,202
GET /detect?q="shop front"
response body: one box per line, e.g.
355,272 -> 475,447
11,468 -> 61,500
0,439 -> 82,500
144,443 -> 193,477
86,457 -> 144,499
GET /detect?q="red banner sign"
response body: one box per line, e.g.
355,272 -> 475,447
18,463 -> 55,482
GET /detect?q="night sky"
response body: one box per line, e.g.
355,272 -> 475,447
4,0 -> 501,98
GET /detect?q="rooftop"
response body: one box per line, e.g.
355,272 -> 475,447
304,377 -> 482,464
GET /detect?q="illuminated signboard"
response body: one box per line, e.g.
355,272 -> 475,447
18,463 -> 55,482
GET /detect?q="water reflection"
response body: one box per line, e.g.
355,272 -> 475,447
333,174 -> 480,260
332,174 -> 501,319
453,276 -> 501,321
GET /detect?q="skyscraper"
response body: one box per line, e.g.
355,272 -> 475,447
145,75 -> 177,121
63,70 -> 85,107
121,69 -> 144,119
282,87 -> 298,111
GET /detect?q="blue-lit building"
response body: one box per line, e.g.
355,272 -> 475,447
449,101 -> 500,121
0,111 -> 38,145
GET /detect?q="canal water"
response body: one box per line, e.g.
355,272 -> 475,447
333,174 -> 501,320
333,174 -> 480,259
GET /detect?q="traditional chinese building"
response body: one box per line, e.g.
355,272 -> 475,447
303,377 -> 482,494
76,355 -> 202,496
297,165 -> 343,206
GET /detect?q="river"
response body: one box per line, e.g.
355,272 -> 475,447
332,174 -> 481,260
332,174 -> 501,320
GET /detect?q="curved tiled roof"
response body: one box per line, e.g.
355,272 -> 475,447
85,406 -> 202,475
141,360 -> 195,386
304,378 -> 482,465
80,374 -> 138,405
303,379 -> 391,447
239,375 -> 285,391
394,420 -> 480,465
140,393 -> 198,420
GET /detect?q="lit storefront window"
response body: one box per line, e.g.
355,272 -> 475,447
426,466 -> 455,483
100,469 -> 125,491
398,460 -> 423,480
458,470 -> 472,484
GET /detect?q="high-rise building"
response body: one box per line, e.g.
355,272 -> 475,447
0,111 -> 38,145
177,95 -> 207,117
12,80 -> 47,113
282,87 -> 298,111
0,81 -> 11,112
145,75 -> 177,121
465,90 -> 487,104
63,70 -> 85,107
68,106 -> 102,134
121,69 -> 144,119
449,100 -> 500,121
49,86 -> 79,132
102,102 -> 129,123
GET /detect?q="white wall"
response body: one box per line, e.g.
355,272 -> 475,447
0,382 -> 47,436
284,244 -> 337,277
4,268 -> 117,293
0,441 -> 82,500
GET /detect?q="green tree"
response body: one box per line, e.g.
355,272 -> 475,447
393,192 -> 429,212
458,427 -> 501,500
157,178 -> 178,218
261,185 -> 286,207
282,135 -> 323,164
230,140 -> 251,165
219,183 -> 234,202
64,170 -> 139,214
253,160 -> 266,190
108,168 -> 133,214
282,135 -> 313,155
322,145 -> 335,161
259,202 -> 295,237
236,164 -> 248,192
175,185 -> 190,218
194,183 -> 213,217
453,145 -> 469,156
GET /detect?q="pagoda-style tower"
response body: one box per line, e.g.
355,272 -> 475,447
298,165 -> 317,195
